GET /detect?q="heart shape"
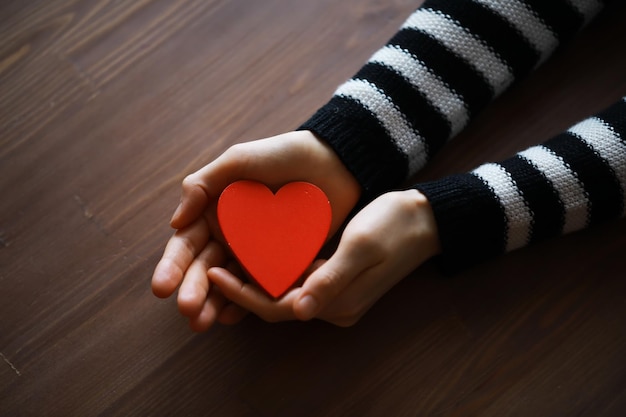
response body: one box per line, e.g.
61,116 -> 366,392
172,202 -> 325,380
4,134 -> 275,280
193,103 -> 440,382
217,180 -> 332,298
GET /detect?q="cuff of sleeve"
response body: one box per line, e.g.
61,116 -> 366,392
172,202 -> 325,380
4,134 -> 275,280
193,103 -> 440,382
299,97 -> 408,201
415,174 -> 507,274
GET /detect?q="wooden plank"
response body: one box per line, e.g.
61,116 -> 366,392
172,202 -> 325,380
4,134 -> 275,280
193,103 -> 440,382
1,1 -> 625,416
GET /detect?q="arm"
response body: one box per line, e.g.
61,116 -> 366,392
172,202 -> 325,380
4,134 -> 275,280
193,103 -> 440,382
211,98 -> 625,326
301,0 -> 604,199
416,97 -> 626,271
153,0 -> 609,330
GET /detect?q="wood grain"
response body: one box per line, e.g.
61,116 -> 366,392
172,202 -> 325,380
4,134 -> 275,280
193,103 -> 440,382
1,1 -> 625,416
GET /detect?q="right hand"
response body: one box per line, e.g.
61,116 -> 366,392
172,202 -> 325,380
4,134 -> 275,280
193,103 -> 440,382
151,130 -> 362,330
207,189 -> 440,327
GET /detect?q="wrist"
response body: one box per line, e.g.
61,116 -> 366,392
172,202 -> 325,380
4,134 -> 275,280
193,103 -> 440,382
296,130 -> 362,229
405,189 -> 441,258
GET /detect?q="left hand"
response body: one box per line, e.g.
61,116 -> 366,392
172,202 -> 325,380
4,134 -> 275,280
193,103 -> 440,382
208,189 -> 441,327
151,131 -> 361,331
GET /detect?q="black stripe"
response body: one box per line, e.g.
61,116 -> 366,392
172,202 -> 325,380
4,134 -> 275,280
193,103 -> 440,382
300,96 -> 408,197
389,28 -> 493,118
524,0 -> 584,43
355,62 -> 452,158
544,132 -> 623,225
596,98 -> 626,139
415,173 -> 507,271
499,156 -> 565,243
422,0 -> 539,81
583,101 -> 626,217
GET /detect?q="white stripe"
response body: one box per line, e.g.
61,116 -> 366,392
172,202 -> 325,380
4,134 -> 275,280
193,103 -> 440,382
568,117 -> 626,207
402,8 -> 514,95
473,0 -> 559,63
565,0 -> 603,25
472,163 -> 533,251
369,46 -> 469,136
335,79 -> 428,174
518,145 -> 589,233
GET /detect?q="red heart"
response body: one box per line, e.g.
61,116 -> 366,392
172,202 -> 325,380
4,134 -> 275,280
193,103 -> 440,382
217,180 -> 332,298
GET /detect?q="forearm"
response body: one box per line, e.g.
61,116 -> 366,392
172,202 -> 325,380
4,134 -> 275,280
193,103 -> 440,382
416,97 -> 626,271
300,0 -> 604,199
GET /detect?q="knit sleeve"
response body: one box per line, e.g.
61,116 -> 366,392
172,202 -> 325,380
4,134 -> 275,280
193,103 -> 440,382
415,98 -> 626,271
299,0 -> 604,199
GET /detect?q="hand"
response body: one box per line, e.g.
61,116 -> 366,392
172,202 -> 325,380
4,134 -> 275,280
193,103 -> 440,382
151,130 -> 362,331
208,189 -> 441,327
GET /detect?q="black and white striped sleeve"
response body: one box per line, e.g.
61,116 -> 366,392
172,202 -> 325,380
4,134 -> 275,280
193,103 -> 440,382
415,98 -> 626,271
300,0 -> 605,199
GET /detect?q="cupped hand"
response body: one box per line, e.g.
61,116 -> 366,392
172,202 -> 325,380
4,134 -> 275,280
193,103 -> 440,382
151,130 -> 362,330
208,189 -> 441,327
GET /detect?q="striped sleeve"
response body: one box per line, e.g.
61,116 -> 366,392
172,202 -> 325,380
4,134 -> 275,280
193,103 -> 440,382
415,98 -> 626,271
300,0 -> 604,199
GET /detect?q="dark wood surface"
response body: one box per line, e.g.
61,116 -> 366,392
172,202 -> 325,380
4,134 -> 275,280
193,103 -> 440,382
2,1 -> 626,416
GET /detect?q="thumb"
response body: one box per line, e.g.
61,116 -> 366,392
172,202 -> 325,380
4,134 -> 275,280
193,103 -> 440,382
293,245 -> 368,321
170,176 -> 211,228
170,147 -> 251,229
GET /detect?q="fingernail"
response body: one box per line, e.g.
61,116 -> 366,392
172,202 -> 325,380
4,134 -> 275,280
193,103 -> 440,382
297,295 -> 319,320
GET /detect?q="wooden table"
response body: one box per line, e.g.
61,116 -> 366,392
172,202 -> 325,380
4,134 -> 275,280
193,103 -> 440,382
2,1 -> 625,416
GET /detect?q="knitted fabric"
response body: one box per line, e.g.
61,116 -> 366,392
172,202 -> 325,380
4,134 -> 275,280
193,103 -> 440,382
300,0 -> 624,270
417,99 -> 626,270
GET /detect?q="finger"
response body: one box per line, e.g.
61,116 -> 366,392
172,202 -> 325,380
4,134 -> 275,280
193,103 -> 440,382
188,289 -> 228,332
177,240 -> 226,316
225,259 -> 244,277
170,140 -> 282,230
315,265 -> 387,328
215,262 -> 250,325
170,144 -> 257,229
170,174 -> 213,229
293,238 -> 375,321
207,267 -> 297,323
217,303 -> 249,325
175,133 -> 308,203
316,250 -> 427,327
151,216 -> 210,298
